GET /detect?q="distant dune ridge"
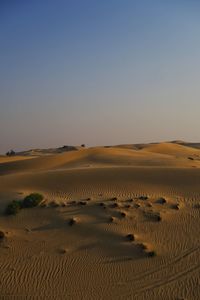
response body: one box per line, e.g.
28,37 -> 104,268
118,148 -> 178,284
0,141 -> 200,299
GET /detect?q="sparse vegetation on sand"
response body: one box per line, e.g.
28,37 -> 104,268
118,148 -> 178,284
146,250 -> 156,257
6,149 -> 15,156
155,197 -> 167,204
22,193 -> 44,208
139,196 -> 148,200
126,234 -> 135,241
68,218 -> 76,226
5,200 -> 23,215
5,193 -> 44,215
0,231 -> 5,240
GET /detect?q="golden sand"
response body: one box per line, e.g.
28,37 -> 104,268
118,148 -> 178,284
0,142 -> 200,299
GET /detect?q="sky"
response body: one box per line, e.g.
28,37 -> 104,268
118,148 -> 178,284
1,0 -> 200,153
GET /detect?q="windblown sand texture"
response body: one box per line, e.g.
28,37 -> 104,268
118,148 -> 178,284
0,142 -> 200,299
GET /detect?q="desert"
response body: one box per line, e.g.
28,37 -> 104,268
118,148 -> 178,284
0,142 -> 200,299
1,2 -> 200,298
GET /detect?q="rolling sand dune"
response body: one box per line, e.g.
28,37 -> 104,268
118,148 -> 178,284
0,142 -> 200,299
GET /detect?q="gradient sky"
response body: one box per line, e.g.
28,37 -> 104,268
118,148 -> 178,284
1,0 -> 200,153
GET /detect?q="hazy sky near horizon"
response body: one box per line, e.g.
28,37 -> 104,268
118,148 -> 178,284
1,0 -> 200,153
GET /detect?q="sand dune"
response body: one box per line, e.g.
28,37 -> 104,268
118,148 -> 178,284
0,142 -> 200,299
1,143 -> 200,176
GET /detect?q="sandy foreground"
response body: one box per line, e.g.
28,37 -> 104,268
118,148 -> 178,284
0,142 -> 200,299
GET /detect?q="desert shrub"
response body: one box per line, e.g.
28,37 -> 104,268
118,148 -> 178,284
120,212 -> 126,218
6,150 -> 15,156
124,204 -> 131,208
68,218 -> 76,226
22,193 -> 44,208
0,230 -> 5,240
126,198 -> 133,203
126,234 -> 135,241
155,197 -> 166,204
5,193 -> 44,215
5,200 -> 22,215
139,196 -> 148,200
146,250 -> 156,257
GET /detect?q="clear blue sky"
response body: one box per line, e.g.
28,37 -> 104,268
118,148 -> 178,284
1,0 -> 200,153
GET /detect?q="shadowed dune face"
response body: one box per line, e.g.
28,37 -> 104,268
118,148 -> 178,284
0,142 -> 200,299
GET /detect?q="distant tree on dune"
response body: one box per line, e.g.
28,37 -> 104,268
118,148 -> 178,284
6,150 -> 15,156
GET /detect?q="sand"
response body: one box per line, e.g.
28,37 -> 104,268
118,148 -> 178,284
0,142 -> 200,299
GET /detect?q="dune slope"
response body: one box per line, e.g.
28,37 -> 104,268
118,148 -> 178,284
0,142 -> 200,299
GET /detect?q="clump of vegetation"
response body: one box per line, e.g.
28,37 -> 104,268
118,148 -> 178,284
126,198 -> 133,203
126,234 -> 135,241
6,149 -> 15,156
0,230 -> 6,240
146,250 -> 156,257
155,197 -> 167,204
120,212 -> 126,218
5,193 -> 44,215
124,204 -> 131,208
139,196 -> 148,200
68,218 -> 76,226
5,200 -> 23,215
22,193 -> 44,208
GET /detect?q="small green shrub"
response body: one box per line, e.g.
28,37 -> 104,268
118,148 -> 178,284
22,193 -> 44,208
5,200 -> 23,215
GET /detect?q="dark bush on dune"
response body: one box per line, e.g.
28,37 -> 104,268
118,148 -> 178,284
5,200 -> 22,215
0,230 -> 6,240
146,250 -> 156,257
126,234 -> 135,241
5,193 -> 44,215
111,197 -> 117,201
139,196 -> 148,200
69,218 -> 76,226
6,150 -> 15,156
22,193 -> 44,208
